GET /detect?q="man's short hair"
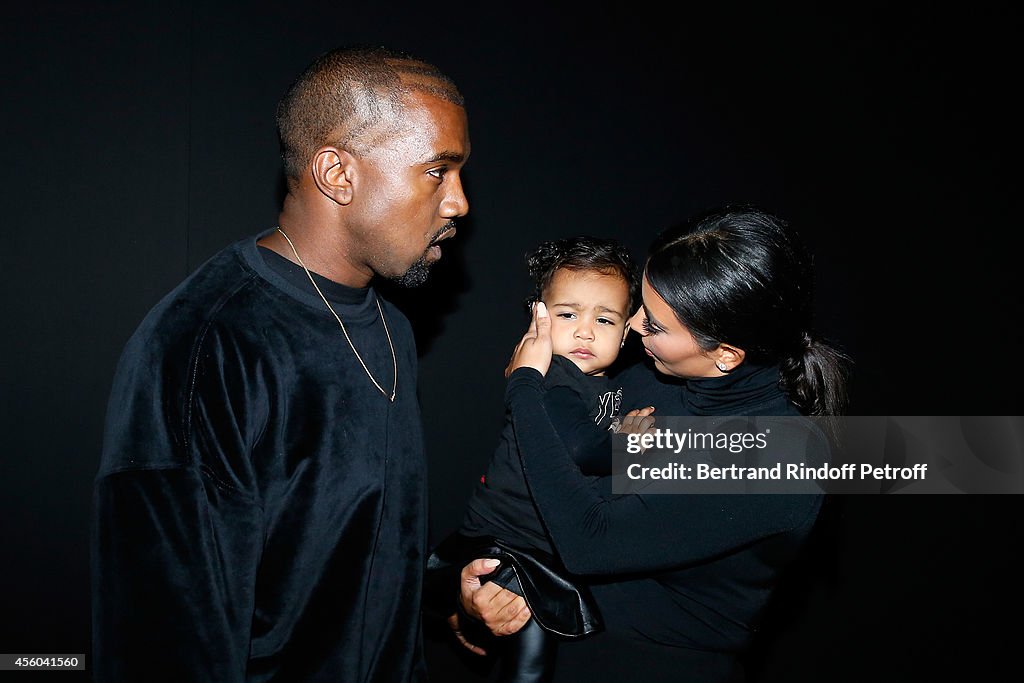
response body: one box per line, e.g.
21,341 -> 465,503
276,45 -> 464,183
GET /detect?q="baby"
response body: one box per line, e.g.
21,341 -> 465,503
448,235 -> 639,681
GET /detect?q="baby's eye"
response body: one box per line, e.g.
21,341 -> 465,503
597,317 -> 616,325
557,312 -> 576,320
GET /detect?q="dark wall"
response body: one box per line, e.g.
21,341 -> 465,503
1,3 -> 1018,680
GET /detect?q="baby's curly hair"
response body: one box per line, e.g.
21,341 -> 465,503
525,236 -> 640,314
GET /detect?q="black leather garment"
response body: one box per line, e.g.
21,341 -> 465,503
424,532 -> 603,639
494,615 -> 558,683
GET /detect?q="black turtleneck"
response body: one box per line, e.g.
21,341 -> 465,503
503,360 -> 824,677
614,358 -> 798,417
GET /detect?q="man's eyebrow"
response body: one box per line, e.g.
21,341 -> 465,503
421,151 -> 465,164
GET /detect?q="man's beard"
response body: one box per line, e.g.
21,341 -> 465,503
390,221 -> 455,288
392,256 -> 432,288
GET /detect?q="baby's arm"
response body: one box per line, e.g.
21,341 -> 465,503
542,385 -> 612,473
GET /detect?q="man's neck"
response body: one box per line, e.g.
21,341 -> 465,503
259,200 -> 373,288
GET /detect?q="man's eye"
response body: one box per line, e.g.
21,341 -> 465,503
427,167 -> 447,180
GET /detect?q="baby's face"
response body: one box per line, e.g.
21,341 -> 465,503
543,268 -> 631,376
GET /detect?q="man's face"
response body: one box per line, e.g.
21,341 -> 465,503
545,269 -> 631,376
350,90 -> 470,286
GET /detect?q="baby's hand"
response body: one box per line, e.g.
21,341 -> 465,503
615,406 -> 656,434
615,407 -> 656,451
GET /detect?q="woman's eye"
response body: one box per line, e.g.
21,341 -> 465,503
641,317 -> 660,335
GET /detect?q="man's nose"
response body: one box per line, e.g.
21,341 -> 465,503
440,176 -> 469,218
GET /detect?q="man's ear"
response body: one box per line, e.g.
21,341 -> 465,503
713,343 -> 746,372
310,147 -> 355,205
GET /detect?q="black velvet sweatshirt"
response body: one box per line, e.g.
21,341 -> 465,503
505,360 -> 825,658
93,233 -> 427,682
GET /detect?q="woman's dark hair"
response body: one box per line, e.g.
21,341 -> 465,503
525,236 -> 640,314
645,204 -> 850,416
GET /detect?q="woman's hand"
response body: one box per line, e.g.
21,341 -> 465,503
504,301 -> 553,378
452,558 -> 532,655
447,613 -> 487,656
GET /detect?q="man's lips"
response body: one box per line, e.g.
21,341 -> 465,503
431,225 -> 457,245
427,226 -> 457,260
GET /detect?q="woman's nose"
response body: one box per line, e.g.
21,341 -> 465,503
628,310 -> 647,335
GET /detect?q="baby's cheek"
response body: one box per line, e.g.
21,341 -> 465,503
547,326 -> 570,354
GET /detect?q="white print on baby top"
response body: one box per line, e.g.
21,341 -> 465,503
597,388 -> 623,430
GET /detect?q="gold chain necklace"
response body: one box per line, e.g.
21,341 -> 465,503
277,227 -> 397,402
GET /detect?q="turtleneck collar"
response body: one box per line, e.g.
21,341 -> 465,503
683,362 -> 790,416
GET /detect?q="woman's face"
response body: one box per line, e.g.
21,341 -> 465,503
627,276 -> 721,379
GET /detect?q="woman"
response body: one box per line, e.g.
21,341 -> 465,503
455,204 -> 850,681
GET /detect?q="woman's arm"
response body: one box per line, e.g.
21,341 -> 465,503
504,304 -> 820,575
508,369 -> 818,575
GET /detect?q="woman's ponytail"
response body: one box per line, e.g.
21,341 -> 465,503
779,333 -> 852,416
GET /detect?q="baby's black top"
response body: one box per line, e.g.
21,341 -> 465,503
459,355 -> 622,555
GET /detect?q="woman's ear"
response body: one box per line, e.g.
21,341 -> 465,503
311,147 -> 355,205
713,344 -> 746,373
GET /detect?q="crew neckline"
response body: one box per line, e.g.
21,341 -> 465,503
237,229 -> 377,316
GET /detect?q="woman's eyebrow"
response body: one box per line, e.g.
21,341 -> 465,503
643,305 -> 666,329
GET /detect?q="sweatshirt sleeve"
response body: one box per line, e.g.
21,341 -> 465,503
542,385 -> 612,474
506,368 -> 820,576
92,324 -> 264,682
92,470 -> 262,681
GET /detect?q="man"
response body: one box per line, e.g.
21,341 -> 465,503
92,46 -> 469,681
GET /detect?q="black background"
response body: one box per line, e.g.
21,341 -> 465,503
1,2 -> 1020,680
